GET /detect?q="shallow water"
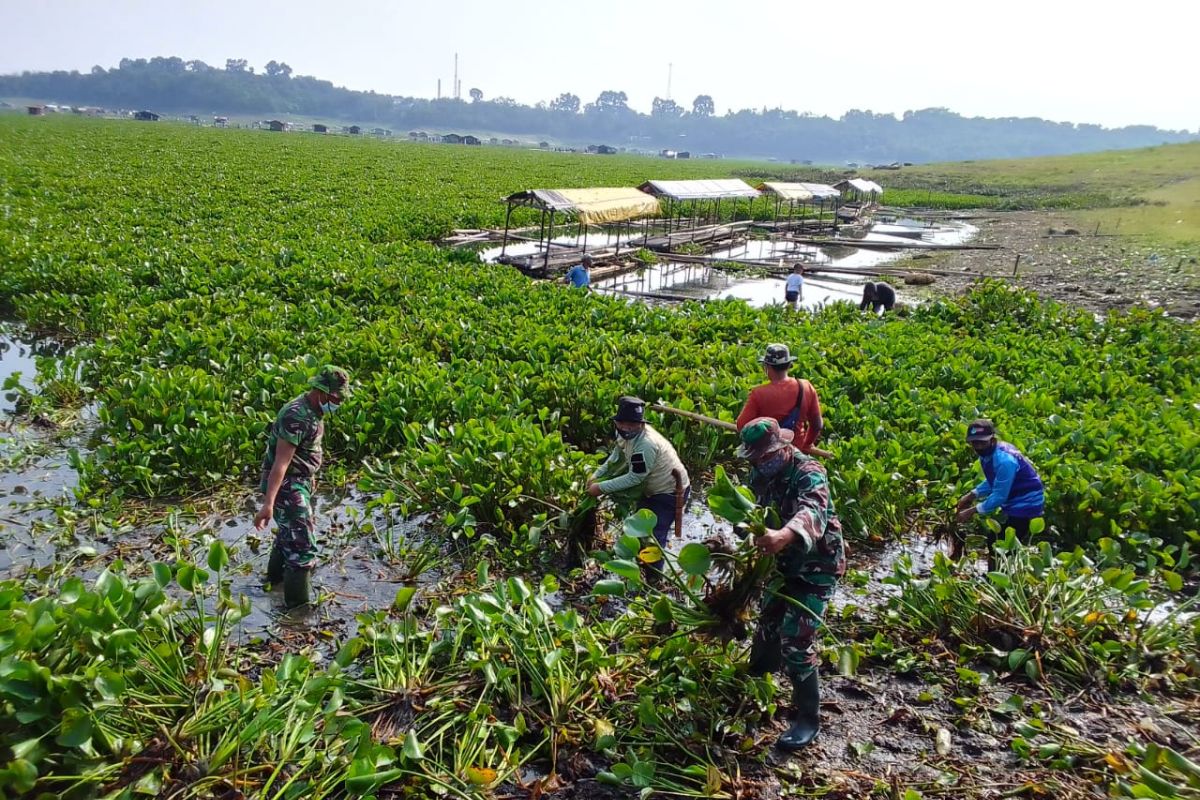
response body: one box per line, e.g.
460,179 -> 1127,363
0,442 -> 80,574
478,230 -> 624,263
478,219 -> 977,311
832,534 -> 944,612
594,219 -> 977,309
0,330 -> 40,414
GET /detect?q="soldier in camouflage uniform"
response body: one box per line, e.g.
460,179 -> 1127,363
739,417 -> 846,751
254,365 -> 351,608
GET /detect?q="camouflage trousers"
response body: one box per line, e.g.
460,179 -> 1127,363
273,480 -> 318,570
752,576 -> 836,683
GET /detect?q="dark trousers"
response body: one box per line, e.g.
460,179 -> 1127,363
998,516 -> 1033,542
637,487 -> 691,570
754,578 -> 835,683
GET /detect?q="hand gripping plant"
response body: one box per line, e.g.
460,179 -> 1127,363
595,466 -> 777,642
696,466 -> 779,640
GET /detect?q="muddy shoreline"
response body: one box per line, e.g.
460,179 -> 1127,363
3,303 -> 1198,798
3,436 -> 1194,798
892,210 -> 1200,319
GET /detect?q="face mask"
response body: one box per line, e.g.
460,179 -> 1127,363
321,400 -> 341,414
756,450 -> 790,477
616,427 -> 640,441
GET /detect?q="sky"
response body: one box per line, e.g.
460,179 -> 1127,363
1,0 -> 1195,131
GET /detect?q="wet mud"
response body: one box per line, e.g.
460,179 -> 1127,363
3,325 -> 1197,799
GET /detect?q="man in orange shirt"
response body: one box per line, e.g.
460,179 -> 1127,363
735,343 -> 824,454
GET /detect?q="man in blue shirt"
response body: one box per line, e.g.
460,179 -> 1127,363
954,419 -> 1045,563
564,253 -> 592,289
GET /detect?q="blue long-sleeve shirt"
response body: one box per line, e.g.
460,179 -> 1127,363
974,443 -> 1045,518
565,265 -> 590,288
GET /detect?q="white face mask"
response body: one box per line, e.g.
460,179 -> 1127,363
320,400 -> 341,414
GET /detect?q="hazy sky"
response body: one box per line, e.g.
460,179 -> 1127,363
2,0 -> 1195,131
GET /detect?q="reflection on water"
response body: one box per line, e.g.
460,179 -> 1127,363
481,220 -> 977,309
595,220 -> 976,309
0,325 -> 76,414
0,333 -> 40,414
478,230 -> 624,264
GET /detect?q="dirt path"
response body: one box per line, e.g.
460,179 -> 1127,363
895,211 -> 1200,319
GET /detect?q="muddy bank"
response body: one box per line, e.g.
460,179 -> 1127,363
4,329 -> 1198,799
893,210 -> 1200,319
3,434 -> 1197,798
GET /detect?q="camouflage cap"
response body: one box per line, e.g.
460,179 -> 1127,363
737,416 -> 794,459
308,365 -> 351,396
758,343 -> 797,367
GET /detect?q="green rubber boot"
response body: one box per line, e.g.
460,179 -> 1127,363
776,670 -> 820,751
282,567 -> 312,609
265,545 -> 285,586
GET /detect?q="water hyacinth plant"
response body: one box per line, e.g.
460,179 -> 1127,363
875,533 -> 1199,690
594,466 -> 779,642
2,115 -> 1199,799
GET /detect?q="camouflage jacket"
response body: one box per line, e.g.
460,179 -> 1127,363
260,393 -> 324,489
749,447 -> 846,583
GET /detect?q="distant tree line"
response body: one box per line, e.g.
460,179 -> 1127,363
3,56 -> 1196,163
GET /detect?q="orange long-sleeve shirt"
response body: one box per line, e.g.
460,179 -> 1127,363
735,377 -> 823,452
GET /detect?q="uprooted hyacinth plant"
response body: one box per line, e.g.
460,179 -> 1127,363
1007,715 -> 1200,800
0,554 -> 781,800
871,532 -> 1199,691
592,466 -> 781,642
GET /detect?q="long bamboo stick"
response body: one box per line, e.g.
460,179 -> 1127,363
651,403 -> 835,459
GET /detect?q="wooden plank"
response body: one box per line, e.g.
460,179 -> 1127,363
783,235 -> 1002,251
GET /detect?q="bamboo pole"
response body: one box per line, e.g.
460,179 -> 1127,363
651,403 -> 835,459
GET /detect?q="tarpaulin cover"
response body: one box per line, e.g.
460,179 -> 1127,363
638,179 -> 761,201
504,188 -> 660,225
757,181 -> 841,201
834,178 -> 884,196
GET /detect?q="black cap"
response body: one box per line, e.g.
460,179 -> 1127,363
613,395 -> 646,423
966,419 -> 996,442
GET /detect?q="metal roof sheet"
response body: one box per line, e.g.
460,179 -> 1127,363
638,178 -> 761,201
757,181 -> 841,201
835,178 -> 884,195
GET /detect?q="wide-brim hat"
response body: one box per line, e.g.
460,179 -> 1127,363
966,418 -> 996,442
737,417 -> 794,459
613,395 -> 646,423
758,343 -> 797,367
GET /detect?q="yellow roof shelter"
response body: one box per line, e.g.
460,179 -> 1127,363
504,187 -> 661,225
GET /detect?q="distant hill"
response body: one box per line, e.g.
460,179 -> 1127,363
3,56 -> 1196,163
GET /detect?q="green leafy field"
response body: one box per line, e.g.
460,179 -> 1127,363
2,115 -> 1196,554
1,115 -> 1198,799
740,140 -> 1200,223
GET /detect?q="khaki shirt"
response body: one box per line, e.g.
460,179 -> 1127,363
593,425 -> 689,498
